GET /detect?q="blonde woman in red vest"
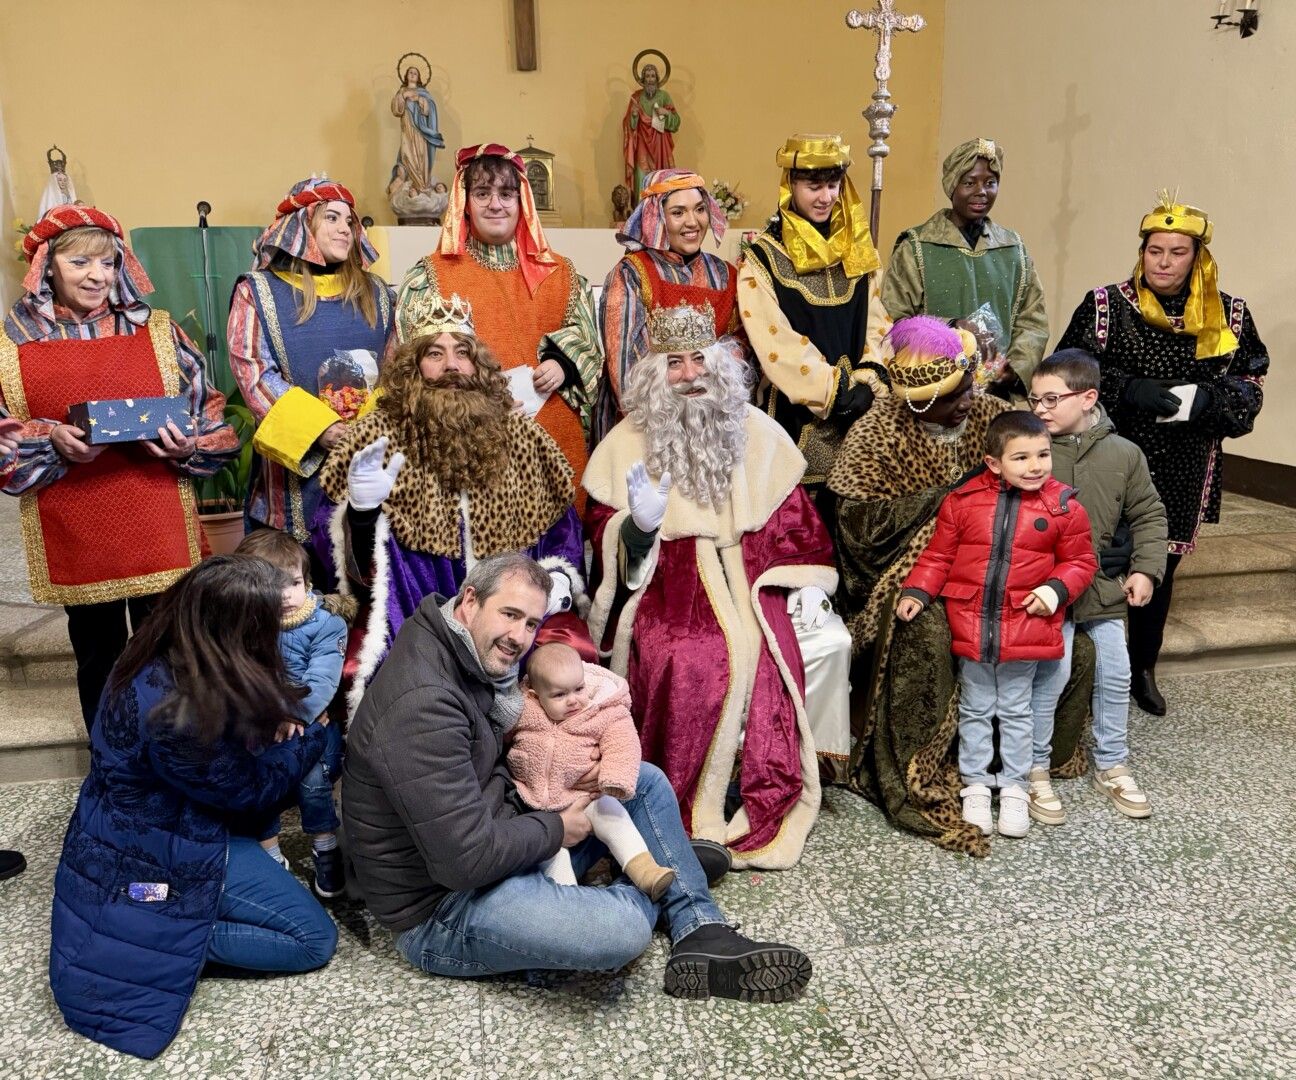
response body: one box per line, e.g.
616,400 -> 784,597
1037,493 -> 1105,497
0,207 -> 237,732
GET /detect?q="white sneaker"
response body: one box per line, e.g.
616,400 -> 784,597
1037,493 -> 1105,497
960,784 -> 993,836
1092,765 -> 1152,819
1027,766 -> 1066,826
997,785 -> 1031,838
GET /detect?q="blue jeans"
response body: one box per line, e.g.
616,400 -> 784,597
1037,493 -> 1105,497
259,721 -> 343,839
1031,617 -> 1130,772
958,658 -> 1038,789
206,836 -> 338,972
395,763 -> 725,978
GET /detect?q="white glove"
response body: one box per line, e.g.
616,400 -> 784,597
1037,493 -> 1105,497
347,437 -> 406,511
787,585 -> 831,631
547,570 -> 573,615
626,461 -> 672,534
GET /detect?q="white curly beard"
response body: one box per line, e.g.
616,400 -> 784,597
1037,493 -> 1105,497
622,343 -> 753,508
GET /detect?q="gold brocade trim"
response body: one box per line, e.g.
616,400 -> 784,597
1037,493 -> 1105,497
146,309 -> 182,395
1009,239 -> 1027,332
16,309 -> 200,602
419,255 -> 441,294
286,472 -> 307,542
750,235 -> 862,308
19,489 -> 191,603
0,331 -> 30,420
247,275 -> 309,538
467,238 -> 520,272
247,274 -> 292,380
559,256 -> 582,328
626,252 -> 654,311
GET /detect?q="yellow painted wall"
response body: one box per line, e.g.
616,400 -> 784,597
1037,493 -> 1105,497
938,0 -> 1295,468
0,0 -> 946,303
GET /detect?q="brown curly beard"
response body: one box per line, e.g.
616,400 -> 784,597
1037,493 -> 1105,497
378,361 -> 513,491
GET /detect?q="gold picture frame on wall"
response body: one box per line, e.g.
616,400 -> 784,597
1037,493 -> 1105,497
519,139 -> 557,218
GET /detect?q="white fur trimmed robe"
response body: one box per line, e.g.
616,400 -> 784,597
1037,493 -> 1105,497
584,406 -> 841,869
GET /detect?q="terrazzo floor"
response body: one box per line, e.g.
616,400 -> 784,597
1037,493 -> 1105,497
2,664 -> 1294,1079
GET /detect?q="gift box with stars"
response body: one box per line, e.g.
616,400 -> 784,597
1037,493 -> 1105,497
65,396 -> 195,446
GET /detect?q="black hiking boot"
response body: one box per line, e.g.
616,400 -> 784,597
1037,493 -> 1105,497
0,850 -> 27,881
689,839 -> 732,888
664,923 -> 811,1003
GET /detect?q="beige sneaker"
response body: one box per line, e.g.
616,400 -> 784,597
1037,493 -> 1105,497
1027,767 -> 1066,826
1091,765 -> 1152,819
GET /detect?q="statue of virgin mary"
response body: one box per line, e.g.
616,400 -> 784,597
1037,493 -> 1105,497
389,54 -> 444,195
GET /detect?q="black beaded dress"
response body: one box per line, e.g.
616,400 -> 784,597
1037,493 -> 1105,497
1056,278 -> 1268,553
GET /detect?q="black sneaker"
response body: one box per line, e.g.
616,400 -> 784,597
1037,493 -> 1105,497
689,839 -> 732,888
312,846 -> 345,899
664,923 -> 811,1003
0,850 -> 25,881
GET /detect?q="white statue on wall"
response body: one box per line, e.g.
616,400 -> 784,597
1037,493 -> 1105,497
39,145 -> 77,219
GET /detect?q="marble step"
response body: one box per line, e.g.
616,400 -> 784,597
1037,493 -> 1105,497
0,607 -> 76,685
0,683 -> 87,784
1160,583 -> 1296,672
1175,532 -> 1296,582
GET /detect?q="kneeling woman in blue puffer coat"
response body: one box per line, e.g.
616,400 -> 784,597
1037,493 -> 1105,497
49,555 -> 338,1059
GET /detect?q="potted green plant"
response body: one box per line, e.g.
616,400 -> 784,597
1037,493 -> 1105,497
197,397 -> 255,555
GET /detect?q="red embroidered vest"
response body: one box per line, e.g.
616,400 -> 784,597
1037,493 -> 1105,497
0,311 -> 200,603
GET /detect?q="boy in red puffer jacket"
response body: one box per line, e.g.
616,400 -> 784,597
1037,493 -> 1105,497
896,411 -> 1097,840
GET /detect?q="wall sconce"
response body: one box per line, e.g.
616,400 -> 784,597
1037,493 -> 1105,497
1211,1 -> 1260,37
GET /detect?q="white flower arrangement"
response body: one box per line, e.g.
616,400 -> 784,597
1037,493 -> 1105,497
709,179 -> 748,223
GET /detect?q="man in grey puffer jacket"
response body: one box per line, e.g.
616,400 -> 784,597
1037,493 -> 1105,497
342,551 -> 812,1003
1028,350 -> 1168,823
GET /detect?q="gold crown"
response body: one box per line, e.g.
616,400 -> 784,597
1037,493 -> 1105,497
775,134 -> 851,171
647,302 -> 717,353
396,290 -> 475,343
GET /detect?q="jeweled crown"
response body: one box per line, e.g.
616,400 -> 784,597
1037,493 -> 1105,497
397,290 -> 475,343
647,302 -> 716,353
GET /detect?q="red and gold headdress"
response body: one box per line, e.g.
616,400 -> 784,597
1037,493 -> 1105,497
440,143 -> 559,297
21,205 -> 154,319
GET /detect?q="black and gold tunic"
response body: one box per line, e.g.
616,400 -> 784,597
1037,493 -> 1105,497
1057,278 -> 1267,551
738,216 -> 891,486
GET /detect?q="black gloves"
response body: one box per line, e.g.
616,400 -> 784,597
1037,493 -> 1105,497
1124,378 -> 1181,417
1099,521 -> 1133,578
833,373 -> 875,426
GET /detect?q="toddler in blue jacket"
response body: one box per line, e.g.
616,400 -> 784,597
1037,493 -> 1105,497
237,529 -> 350,898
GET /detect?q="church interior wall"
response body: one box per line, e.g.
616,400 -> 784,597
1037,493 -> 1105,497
937,0 -> 1295,469
0,101 -> 16,313
0,0 -> 946,298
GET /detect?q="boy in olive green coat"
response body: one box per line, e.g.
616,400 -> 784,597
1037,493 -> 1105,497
1027,349 -> 1167,822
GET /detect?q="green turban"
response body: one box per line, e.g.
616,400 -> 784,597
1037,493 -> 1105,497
941,138 -> 1004,198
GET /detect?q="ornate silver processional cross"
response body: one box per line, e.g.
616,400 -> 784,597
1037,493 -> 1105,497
845,0 -> 926,240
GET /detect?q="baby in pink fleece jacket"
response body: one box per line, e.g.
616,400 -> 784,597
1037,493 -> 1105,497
510,643 -> 675,900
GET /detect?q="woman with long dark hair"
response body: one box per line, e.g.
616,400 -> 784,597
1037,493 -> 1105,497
49,556 -> 337,1060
